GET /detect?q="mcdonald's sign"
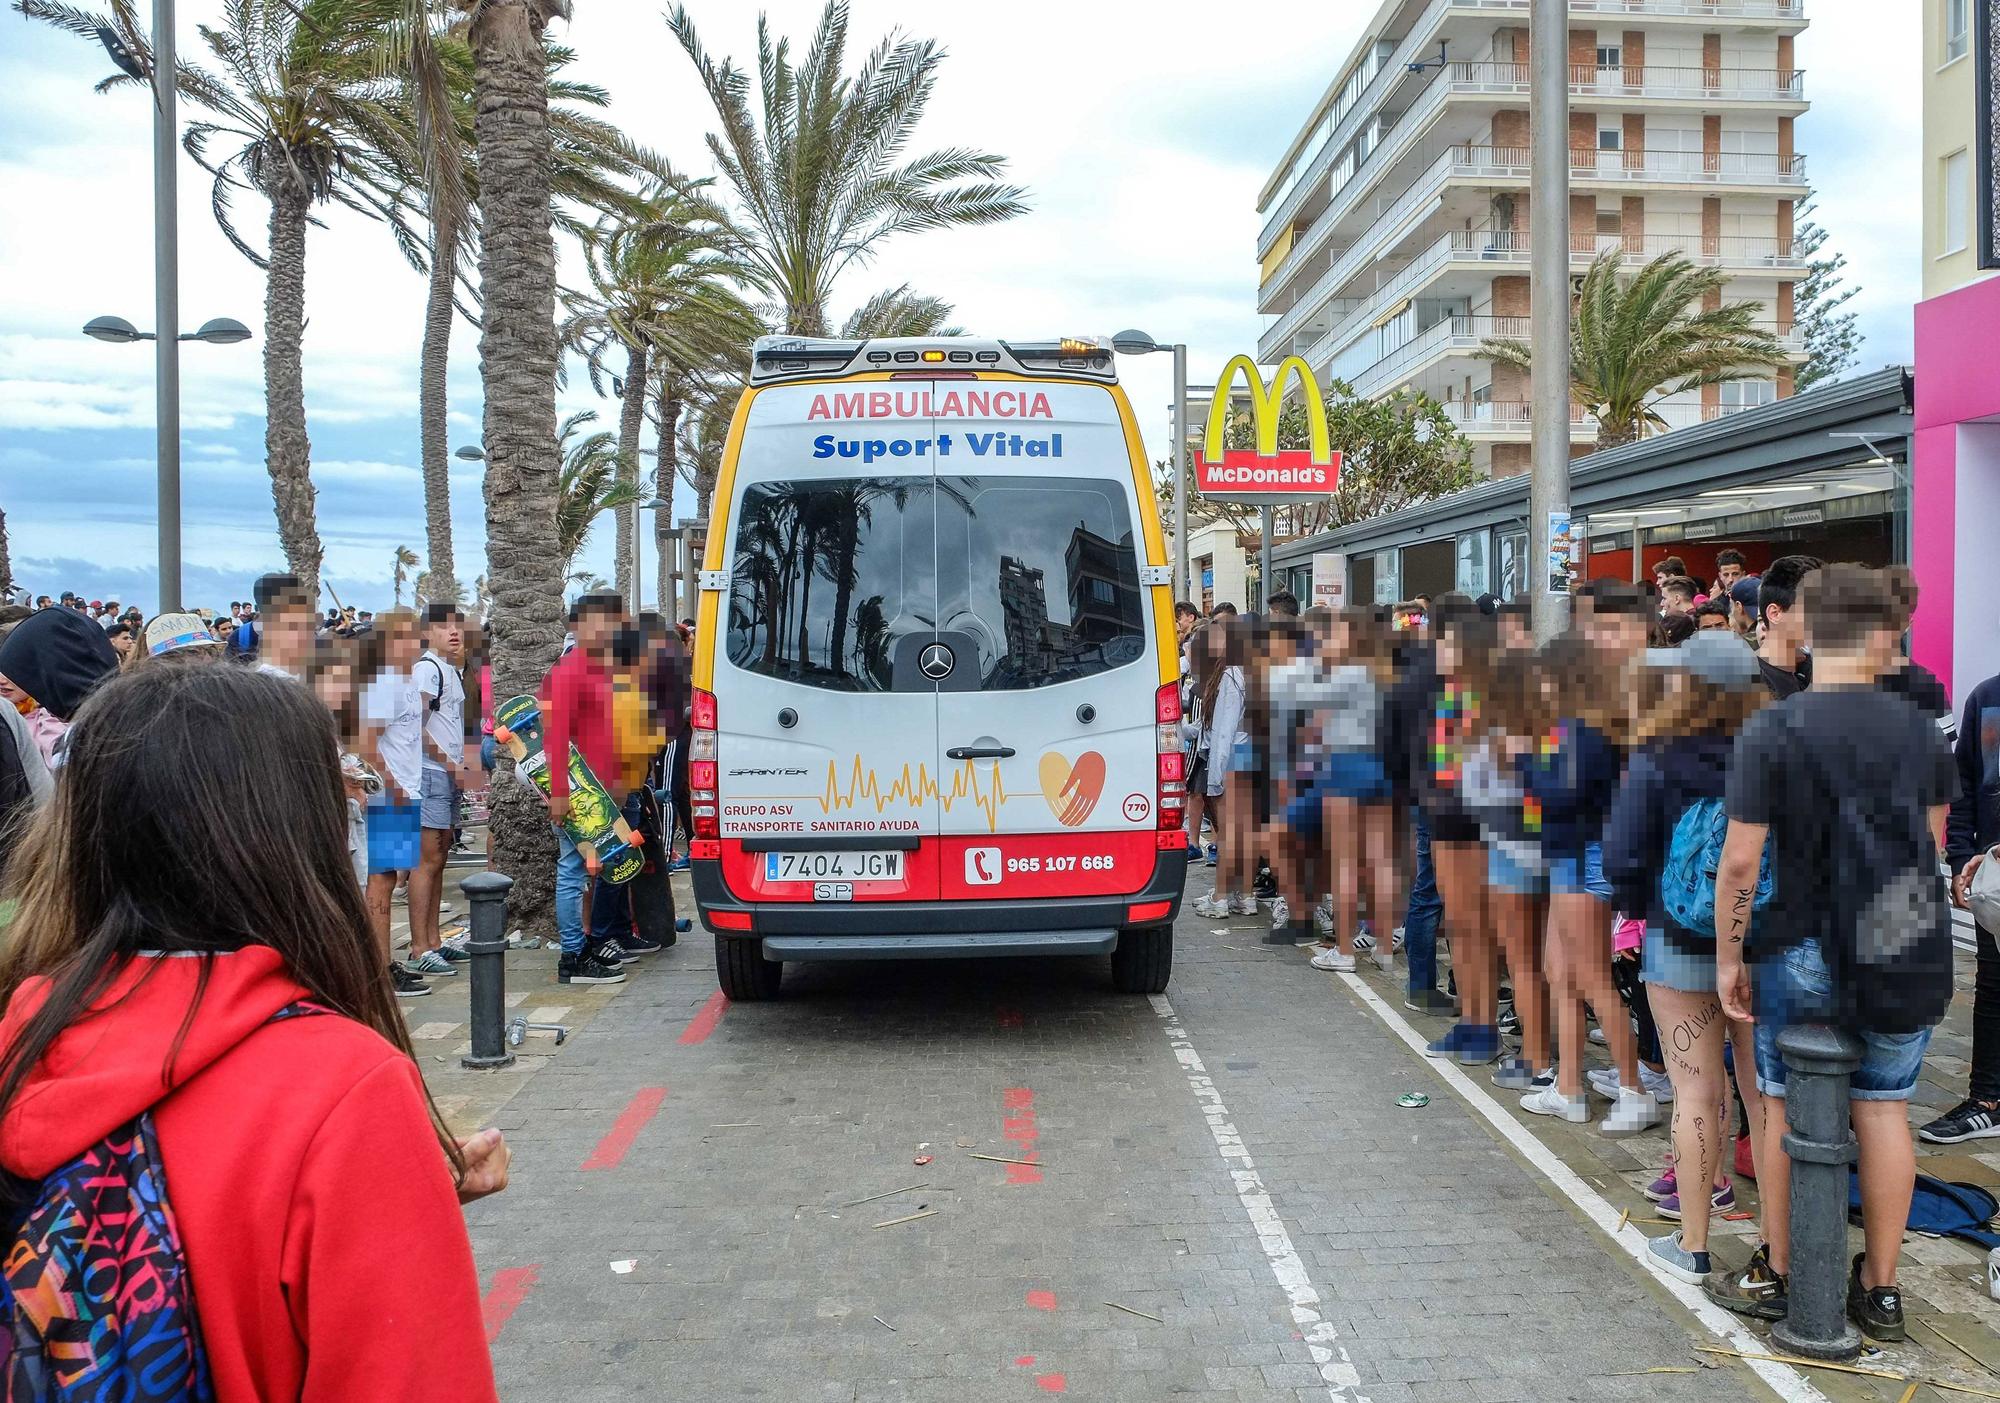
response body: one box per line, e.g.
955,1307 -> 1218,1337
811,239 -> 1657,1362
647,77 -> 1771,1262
1193,355 -> 1343,502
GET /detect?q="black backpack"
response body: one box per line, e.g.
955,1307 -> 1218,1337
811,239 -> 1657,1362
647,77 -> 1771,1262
1822,781 -> 1954,1036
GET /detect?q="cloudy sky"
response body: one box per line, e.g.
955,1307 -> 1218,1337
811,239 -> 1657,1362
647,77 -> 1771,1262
0,0 -> 1922,613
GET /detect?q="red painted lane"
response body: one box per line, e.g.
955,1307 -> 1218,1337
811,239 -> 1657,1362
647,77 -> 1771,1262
678,990 -> 729,1045
1024,1289 -> 1057,1311
1002,1087 -> 1041,1185
1014,1355 -> 1037,1367
480,1265 -> 541,1345
1034,1374 -> 1067,1393
582,1086 -> 669,1170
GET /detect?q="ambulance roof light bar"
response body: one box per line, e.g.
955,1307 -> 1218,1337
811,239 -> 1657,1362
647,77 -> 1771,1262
748,335 -> 1119,386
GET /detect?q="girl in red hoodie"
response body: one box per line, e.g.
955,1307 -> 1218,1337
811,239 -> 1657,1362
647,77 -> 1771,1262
0,663 -> 505,1402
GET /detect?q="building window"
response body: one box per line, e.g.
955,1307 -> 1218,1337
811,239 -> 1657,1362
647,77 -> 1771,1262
1946,0 -> 1970,62
1595,44 -> 1621,70
1944,148 -> 1972,254
1720,379 -> 1778,410
1598,125 -> 1622,151
1455,531 -> 1491,595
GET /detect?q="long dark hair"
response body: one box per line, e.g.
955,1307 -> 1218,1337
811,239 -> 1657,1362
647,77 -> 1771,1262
0,664 -> 463,1202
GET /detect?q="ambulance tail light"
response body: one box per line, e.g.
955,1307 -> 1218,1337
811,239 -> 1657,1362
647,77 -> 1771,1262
691,687 -> 719,840
1155,681 -> 1186,833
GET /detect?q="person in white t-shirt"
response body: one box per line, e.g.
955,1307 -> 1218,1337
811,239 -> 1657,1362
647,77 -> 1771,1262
250,572 -> 316,682
406,605 -> 470,975
358,611 -> 427,992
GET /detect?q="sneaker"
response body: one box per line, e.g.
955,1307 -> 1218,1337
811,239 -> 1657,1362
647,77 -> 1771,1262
590,939 -> 640,966
1269,896 -> 1290,929
1521,1084 -> 1590,1122
558,954 -> 627,985
1204,844 -> 1218,867
407,949 -> 457,976
1456,1024 -> 1501,1066
436,936 -> 473,962
1294,926 -> 1322,948
1496,1004 -> 1520,1037
1352,927 -> 1374,951
617,932 -> 665,956
1587,1026 -> 1608,1046
1404,987 -> 1458,1016
390,964 -> 431,998
1185,843 -> 1203,861
668,855 -> 691,872
1371,948 -> 1394,974
1309,947 -> 1357,972
1919,1097 -> 2000,1144
1648,1232 -> 1712,1286
1846,1252 -> 1906,1343
1261,923 -> 1301,946
1423,1024 -> 1474,1060
1660,1182 -> 1735,1221
1734,1133 -> 1757,1181
1644,1166 -> 1678,1203
1229,894 -> 1258,916
1599,1088 -> 1662,1137
1492,1055 -> 1547,1091
1587,1064 -> 1676,1104
1703,1243 -> 1788,1321
1313,902 -> 1334,936
1192,891 -> 1231,919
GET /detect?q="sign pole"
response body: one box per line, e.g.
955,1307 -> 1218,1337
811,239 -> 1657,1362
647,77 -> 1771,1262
1529,0 -> 1573,641
153,0 -> 182,613
1172,342 -> 1190,602
1259,505 -> 1275,611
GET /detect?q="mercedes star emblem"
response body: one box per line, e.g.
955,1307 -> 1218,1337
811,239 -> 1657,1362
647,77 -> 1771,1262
919,643 -> 955,680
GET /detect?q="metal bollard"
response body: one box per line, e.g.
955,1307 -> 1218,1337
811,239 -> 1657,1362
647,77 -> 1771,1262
1769,1022 -> 1864,1363
459,871 -> 516,1070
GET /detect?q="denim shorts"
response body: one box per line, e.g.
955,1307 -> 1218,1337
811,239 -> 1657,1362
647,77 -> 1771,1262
1752,937 -> 1932,1101
1641,925 -> 1715,994
1229,739 -> 1260,774
1315,751 -> 1390,803
1547,841 -> 1612,900
1486,840 -> 1548,895
419,766 -> 459,831
365,799 -> 421,875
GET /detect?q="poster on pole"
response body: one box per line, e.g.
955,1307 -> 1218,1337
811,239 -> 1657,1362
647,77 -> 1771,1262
1310,552 -> 1347,610
1545,512 -> 1578,595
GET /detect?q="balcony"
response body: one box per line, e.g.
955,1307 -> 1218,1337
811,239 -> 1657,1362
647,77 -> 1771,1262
1442,398 -> 1768,440
1268,225 -> 1802,363
1453,143 -> 1808,188
1432,61 -> 1804,104
1461,0 -> 1804,20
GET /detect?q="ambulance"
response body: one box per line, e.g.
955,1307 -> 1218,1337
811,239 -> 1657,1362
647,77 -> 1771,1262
687,336 -> 1188,999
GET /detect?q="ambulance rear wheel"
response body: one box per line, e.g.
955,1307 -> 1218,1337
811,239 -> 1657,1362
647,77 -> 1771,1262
715,935 -> 783,1001
1111,925 -> 1173,994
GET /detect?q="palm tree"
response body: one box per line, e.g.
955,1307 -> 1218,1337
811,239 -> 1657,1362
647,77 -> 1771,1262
460,0 -> 568,935
0,507 -> 12,603
561,186 -> 761,604
838,285 -> 960,339
391,545 -> 419,604
19,0 -> 430,602
1479,249 -> 1790,449
666,0 -> 1028,335
554,411 -> 640,581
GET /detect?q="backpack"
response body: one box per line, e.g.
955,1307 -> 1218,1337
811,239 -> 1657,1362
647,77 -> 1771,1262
1823,784 -> 1954,1035
1660,797 -> 1772,937
1848,1169 -> 2000,1250
0,1002 -> 323,1401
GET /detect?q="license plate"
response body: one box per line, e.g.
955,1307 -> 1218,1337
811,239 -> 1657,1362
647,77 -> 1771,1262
763,850 -> 905,883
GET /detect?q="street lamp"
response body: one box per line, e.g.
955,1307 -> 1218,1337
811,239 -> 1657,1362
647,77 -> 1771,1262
636,496 -> 675,614
81,313 -> 251,614
454,444 -> 486,461
1111,329 -> 1190,602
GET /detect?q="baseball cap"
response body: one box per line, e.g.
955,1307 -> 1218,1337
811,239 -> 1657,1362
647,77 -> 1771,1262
145,612 -> 223,657
1728,575 -> 1763,612
1642,628 -> 1761,692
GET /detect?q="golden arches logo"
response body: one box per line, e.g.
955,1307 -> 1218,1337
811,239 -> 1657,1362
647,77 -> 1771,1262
817,756 -> 1008,832
1201,354 -> 1333,466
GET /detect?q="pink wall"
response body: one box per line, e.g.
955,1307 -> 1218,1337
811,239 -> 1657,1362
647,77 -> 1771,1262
1911,277 -> 2000,696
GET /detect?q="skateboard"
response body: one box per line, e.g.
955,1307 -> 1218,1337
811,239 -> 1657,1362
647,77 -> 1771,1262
492,693 -> 645,885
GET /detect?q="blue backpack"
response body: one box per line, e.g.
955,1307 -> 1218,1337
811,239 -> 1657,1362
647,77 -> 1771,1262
1660,797 -> 1773,936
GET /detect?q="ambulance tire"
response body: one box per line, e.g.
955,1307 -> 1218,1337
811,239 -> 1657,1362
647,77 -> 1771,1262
715,935 -> 783,1000
1110,925 -> 1173,994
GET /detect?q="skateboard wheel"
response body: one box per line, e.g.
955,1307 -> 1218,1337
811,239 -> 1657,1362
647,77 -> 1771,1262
492,726 -> 513,744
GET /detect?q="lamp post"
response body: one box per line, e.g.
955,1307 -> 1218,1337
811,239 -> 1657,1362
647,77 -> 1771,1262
1110,329 -> 1190,602
1528,0 -> 1573,642
635,496 -> 672,614
83,315 -> 252,613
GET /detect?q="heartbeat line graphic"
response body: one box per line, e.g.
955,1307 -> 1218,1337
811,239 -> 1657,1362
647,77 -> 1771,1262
810,756 -> 1010,832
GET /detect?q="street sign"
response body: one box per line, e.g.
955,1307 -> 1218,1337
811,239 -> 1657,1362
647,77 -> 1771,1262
1193,355 -> 1343,504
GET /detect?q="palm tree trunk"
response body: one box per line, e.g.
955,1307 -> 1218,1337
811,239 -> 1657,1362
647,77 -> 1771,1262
0,507 -> 12,601
417,209 -> 459,606
614,341 -> 647,608
471,0 -> 565,938
263,179 -> 323,599
655,384 -> 681,611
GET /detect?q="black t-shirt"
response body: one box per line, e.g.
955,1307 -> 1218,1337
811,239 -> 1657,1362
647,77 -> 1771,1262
1879,660 -> 1957,747
1757,652 -> 1810,699
1726,685 -> 1956,960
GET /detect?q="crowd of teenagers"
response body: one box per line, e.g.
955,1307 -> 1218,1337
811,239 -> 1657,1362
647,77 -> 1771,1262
1173,556 -> 2000,1340
0,579 -> 709,1396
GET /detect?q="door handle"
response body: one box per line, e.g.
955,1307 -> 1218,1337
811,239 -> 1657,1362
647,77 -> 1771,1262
947,745 -> 1016,760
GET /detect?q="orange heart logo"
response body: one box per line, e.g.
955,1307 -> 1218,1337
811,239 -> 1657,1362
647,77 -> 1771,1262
1038,750 -> 1106,827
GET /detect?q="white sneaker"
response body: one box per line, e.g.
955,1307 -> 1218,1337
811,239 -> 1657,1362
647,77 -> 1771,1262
1229,894 -> 1258,916
406,949 -> 457,976
1587,1064 -> 1675,1103
1587,1026 -> 1608,1046
1353,927 -> 1374,951
1599,1088 -> 1663,1137
1313,902 -> 1334,936
1520,1085 -> 1590,1122
1392,926 -> 1406,951
1269,896 -> 1290,929
1309,948 -> 1357,972
1192,891 -> 1231,919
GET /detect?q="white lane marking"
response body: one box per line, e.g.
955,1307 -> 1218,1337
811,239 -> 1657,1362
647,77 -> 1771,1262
1149,993 -> 1368,1402
1333,972 -> 1827,1403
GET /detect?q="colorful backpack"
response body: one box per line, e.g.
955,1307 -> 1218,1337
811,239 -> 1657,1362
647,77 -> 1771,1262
1660,796 -> 1773,937
0,1002 -> 322,1401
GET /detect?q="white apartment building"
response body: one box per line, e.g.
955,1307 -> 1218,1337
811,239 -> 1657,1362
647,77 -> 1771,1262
1255,0 -> 1810,478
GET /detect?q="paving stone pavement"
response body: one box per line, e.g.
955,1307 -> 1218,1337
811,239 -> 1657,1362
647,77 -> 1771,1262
459,877 -> 1799,1402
